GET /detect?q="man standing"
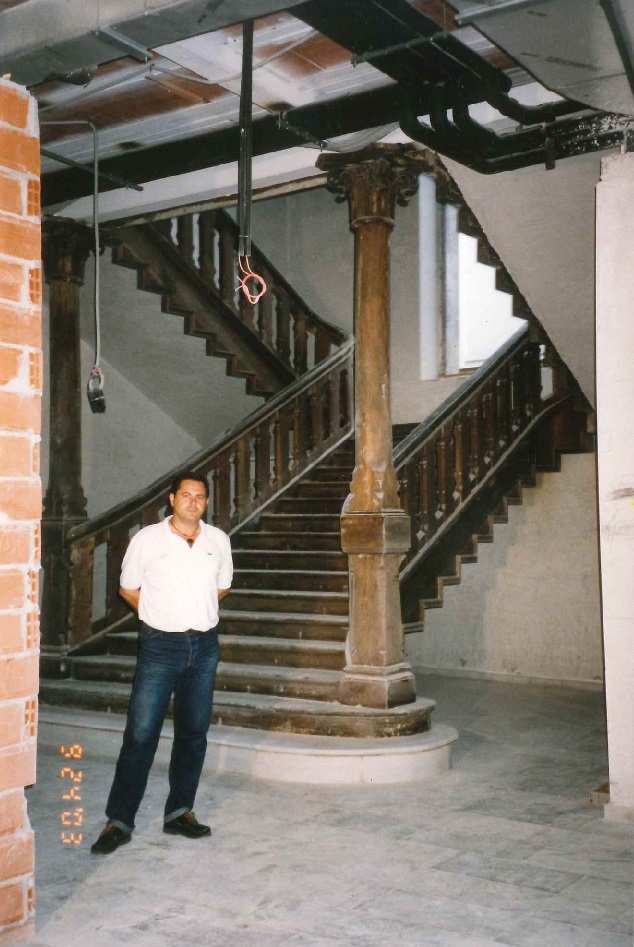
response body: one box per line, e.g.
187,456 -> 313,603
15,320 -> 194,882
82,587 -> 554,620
91,471 -> 232,855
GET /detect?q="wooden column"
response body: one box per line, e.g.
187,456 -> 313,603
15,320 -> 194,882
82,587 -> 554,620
317,145 -> 430,709
40,219 -> 92,676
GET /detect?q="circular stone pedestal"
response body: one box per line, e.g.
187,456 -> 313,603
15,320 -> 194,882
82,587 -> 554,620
206,723 -> 459,784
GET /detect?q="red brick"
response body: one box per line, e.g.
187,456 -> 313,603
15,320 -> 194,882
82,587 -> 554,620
0,791 -> 26,836
0,571 -> 23,610
24,617 -> 38,653
0,743 -> 35,793
30,440 -> 39,477
0,260 -> 24,304
26,180 -> 39,218
0,175 -> 22,217
0,435 -> 30,477
27,352 -> 41,391
0,128 -> 39,177
0,481 -> 41,520
0,304 -> 40,348
0,85 -> 30,131
0,216 -> 39,263
0,831 -> 33,884
0,705 -> 23,750
0,392 -> 40,434
0,615 -> 23,655
0,346 -> 22,386
0,881 -> 25,928
27,268 -> 40,306
0,656 -> 38,701
0,527 -> 30,566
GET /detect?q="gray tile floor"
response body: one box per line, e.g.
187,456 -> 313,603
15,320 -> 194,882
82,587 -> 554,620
21,675 -> 634,947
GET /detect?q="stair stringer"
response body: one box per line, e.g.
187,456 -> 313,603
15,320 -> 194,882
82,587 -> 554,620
110,226 -> 296,398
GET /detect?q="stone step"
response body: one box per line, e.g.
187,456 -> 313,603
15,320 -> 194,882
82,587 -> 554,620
220,610 -> 348,641
219,634 -> 345,670
235,531 -> 342,552
68,655 -> 342,701
39,679 -> 435,737
224,588 -> 349,616
232,548 -> 348,570
293,481 -> 349,498
258,512 -> 341,533
274,497 -> 345,514
104,628 -> 346,666
304,466 -> 351,482
232,569 -> 348,593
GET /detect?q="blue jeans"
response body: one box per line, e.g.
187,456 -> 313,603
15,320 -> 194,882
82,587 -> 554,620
105,623 -> 220,832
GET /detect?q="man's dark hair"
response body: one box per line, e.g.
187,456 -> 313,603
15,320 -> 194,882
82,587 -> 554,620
170,470 -> 210,498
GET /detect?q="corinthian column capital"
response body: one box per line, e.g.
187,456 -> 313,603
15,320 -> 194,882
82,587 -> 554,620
317,144 -> 436,229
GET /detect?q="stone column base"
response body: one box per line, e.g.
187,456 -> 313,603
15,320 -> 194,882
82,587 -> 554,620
339,662 -> 417,709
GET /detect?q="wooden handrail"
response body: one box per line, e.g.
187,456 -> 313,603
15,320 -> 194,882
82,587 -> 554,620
394,324 -> 576,575
65,340 -> 354,648
153,209 -> 347,375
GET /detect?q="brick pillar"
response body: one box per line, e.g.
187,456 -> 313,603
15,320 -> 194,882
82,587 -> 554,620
0,78 -> 41,938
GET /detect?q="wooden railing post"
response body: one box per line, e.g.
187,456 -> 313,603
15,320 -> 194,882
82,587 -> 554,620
318,144 -> 431,710
41,219 -> 92,676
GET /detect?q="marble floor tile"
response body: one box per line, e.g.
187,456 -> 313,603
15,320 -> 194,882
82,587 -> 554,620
22,677 -> 633,947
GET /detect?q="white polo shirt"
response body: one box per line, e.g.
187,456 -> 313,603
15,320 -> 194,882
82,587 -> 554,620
120,517 -> 233,633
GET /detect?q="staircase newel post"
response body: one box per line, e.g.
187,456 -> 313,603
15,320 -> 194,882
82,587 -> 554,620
317,144 -> 431,710
41,219 -> 93,677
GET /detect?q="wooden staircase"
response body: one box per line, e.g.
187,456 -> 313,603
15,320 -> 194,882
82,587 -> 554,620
39,159 -> 594,740
42,431 -> 436,737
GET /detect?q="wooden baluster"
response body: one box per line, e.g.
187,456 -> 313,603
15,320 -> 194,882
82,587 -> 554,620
67,537 -> 95,648
273,414 -> 288,490
291,402 -> 302,474
309,384 -> 324,453
234,437 -> 252,523
218,226 -> 237,312
274,288 -> 292,367
483,382 -> 495,467
328,372 -> 340,441
435,428 -> 448,523
106,525 -> 130,626
453,411 -> 465,504
293,310 -> 309,374
314,329 -> 331,365
525,342 -> 541,420
254,423 -> 271,504
198,211 -> 217,287
239,283 -> 256,331
177,215 -> 195,268
510,356 -> 522,435
339,367 -> 351,431
155,218 -> 173,241
215,451 -> 232,532
258,270 -> 274,348
496,369 -> 509,452
420,442 -> 434,543
469,395 -> 482,486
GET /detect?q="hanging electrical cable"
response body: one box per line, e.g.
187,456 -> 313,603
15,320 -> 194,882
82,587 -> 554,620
41,120 -> 106,411
237,20 -> 266,305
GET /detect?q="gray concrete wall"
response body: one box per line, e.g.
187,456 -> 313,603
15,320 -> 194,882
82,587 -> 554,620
406,452 -> 604,686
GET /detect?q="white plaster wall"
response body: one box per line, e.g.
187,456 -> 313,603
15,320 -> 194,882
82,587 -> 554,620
406,453 -> 604,686
595,152 -> 634,821
250,186 -> 464,424
41,290 -> 202,519
445,151 -> 609,405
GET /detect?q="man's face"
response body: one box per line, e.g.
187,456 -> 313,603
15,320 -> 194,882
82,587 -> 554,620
169,479 -> 209,525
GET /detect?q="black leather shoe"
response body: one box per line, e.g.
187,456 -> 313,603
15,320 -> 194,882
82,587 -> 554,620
91,823 -> 132,855
163,811 -> 211,838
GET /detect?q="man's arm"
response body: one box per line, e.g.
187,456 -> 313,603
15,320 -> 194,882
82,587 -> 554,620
218,588 -> 230,603
119,586 -> 141,611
